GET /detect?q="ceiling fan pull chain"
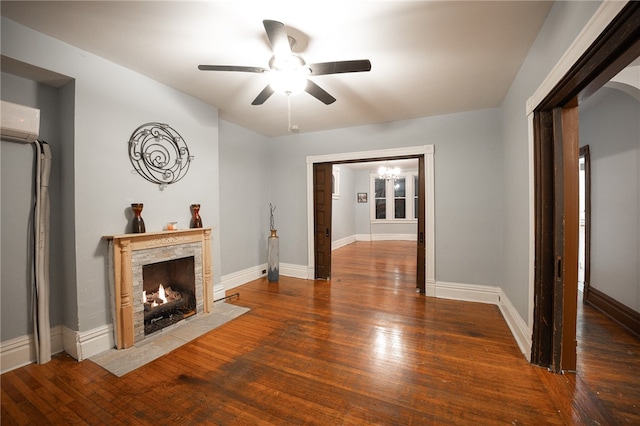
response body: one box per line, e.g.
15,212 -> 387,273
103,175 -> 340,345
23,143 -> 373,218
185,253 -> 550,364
288,95 -> 291,131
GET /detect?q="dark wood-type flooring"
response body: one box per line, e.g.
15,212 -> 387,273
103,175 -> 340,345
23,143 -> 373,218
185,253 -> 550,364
2,241 -> 639,424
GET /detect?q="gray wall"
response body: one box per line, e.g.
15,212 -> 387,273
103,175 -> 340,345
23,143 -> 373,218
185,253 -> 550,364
354,170 -> 371,236
218,120 -> 271,275
2,17 -> 221,336
499,1 -> 602,319
331,165 -> 356,242
1,73 -> 65,340
269,108 -> 504,287
580,87 -> 640,311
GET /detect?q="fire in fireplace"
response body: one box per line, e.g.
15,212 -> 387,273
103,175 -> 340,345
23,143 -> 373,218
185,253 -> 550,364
142,256 -> 196,335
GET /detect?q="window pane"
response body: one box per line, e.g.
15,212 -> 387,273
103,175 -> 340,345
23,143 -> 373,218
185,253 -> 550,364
375,179 -> 386,198
395,199 -> 406,219
376,199 -> 386,219
394,178 -> 405,197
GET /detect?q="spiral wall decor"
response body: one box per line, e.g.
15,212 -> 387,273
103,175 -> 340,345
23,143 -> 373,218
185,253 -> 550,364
128,122 -> 193,188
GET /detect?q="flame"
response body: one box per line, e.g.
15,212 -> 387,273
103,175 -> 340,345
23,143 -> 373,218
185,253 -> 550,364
143,284 -> 168,308
158,284 -> 167,304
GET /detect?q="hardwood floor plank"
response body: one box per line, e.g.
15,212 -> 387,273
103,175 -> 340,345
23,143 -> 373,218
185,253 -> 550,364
2,241 -> 639,424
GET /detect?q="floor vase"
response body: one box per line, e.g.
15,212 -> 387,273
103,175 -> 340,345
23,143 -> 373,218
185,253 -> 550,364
268,229 -> 279,282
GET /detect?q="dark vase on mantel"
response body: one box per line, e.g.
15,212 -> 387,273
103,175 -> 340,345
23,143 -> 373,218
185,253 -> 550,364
190,204 -> 202,228
131,203 -> 146,233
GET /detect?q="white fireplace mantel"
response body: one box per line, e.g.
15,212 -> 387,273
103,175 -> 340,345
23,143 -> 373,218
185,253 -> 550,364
104,228 -> 213,349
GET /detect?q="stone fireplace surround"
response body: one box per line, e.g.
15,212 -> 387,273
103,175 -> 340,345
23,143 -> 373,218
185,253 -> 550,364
104,228 -> 213,349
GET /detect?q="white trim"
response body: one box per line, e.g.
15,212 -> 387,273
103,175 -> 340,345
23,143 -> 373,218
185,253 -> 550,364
499,289 -> 532,361
280,263 -> 309,279
306,145 -> 435,283
213,283 -> 226,303
526,1 -> 628,115
424,147 -> 436,287
332,235 -> 356,250
62,324 -> 114,361
306,145 -> 434,165
219,263 -> 309,293
527,111 -> 536,344
1,325 -> 63,373
334,234 -> 416,249
434,281 -> 501,305
371,233 -> 416,241
222,264 -> 267,291
332,165 -> 340,199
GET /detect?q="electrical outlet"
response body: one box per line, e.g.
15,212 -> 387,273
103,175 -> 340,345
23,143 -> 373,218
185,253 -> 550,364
261,269 -> 267,275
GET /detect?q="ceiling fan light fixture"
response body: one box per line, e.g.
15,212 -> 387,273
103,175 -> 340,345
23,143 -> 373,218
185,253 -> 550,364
269,68 -> 309,95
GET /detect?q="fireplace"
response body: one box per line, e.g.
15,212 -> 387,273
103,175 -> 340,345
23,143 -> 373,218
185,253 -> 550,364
104,228 -> 213,349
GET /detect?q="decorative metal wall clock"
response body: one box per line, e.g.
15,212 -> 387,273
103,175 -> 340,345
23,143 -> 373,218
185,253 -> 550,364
128,122 -> 194,188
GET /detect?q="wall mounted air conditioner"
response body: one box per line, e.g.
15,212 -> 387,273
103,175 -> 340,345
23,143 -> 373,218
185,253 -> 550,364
1,100 -> 40,143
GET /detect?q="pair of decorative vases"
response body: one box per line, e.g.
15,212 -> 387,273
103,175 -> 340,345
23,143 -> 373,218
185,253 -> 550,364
130,203 -> 202,233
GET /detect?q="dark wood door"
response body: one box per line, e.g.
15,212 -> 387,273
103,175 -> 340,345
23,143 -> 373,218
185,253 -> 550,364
314,163 -> 333,279
554,106 -> 579,372
416,156 -> 426,292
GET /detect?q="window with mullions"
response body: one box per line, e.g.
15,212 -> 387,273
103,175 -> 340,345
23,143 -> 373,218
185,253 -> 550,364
371,173 -> 417,221
374,178 -> 386,219
394,177 -> 406,219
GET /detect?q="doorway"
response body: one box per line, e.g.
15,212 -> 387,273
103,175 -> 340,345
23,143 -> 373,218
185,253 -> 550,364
306,146 -> 435,292
530,2 -> 639,372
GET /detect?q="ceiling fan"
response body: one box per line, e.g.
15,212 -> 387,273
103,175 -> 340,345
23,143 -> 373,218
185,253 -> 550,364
198,20 -> 371,105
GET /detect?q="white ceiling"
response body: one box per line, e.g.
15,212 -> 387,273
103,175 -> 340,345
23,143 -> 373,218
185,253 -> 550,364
1,1 -> 553,137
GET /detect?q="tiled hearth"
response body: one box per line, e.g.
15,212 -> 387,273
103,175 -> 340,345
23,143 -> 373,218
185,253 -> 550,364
104,228 -> 213,349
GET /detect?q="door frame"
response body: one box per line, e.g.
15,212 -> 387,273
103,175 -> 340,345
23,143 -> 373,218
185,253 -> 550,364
306,145 -> 435,290
528,1 -> 639,370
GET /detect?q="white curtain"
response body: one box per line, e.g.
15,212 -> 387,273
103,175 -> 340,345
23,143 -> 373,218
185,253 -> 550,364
33,141 -> 52,364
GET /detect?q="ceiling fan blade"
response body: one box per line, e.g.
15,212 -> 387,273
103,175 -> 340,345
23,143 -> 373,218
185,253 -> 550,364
263,20 -> 292,59
251,85 -> 275,105
308,60 -> 372,76
198,65 -> 267,73
305,80 -> 336,105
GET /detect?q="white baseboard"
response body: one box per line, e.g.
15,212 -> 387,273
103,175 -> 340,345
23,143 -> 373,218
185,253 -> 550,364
352,233 -> 419,242
63,324 -> 114,361
434,281 -> 501,304
371,233 -> 417,241
213,283 -> 226,302
280,263 -> 309,279
221,262 -> 310,291
221,264 -> 267,292
1,325 -> 64,374
332,235 -> 356,251
498,289 -> 532,361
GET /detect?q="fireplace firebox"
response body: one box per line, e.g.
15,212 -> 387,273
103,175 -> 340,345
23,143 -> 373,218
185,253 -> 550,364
143,256 -> 196,335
